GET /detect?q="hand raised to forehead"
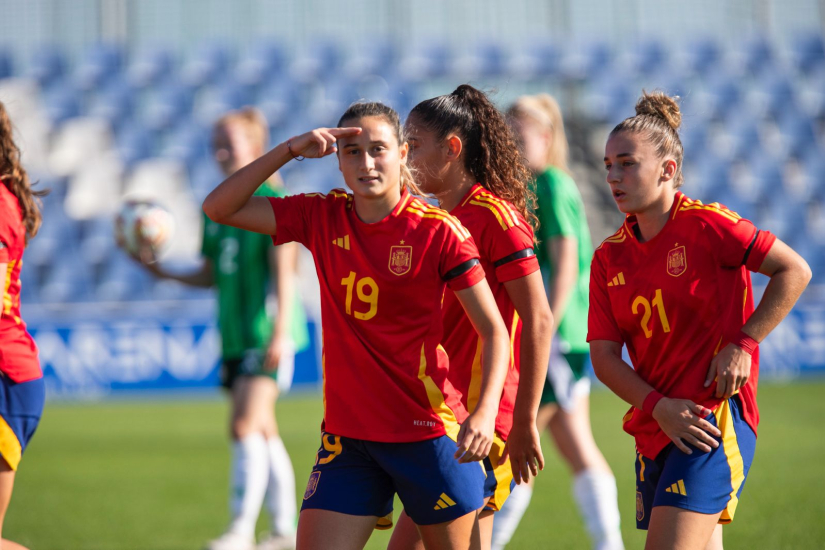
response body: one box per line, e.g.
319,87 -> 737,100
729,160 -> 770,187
288,127 -> 362,159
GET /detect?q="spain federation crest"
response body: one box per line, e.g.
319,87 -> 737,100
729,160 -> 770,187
636,491 -> 644,522
667,245 -> 687,277
304,471 -> 321,500
389,245 -> 413,276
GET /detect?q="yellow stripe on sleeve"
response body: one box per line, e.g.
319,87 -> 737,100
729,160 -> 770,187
469,200 -> 509,230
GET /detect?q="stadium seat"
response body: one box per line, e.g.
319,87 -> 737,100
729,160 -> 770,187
194,82 -> 255,125
451,41 -> 509,78
0,50 -> 13,79
397,41 -> 454,81
791,32 -> 825,74
48,117 -> 115,177
79,216 -> 117,266
41,85 -> 82,126
64,155 -> 125,220
776,110 -> 819,159
734,37 -> 775,76
89,78 -> 136,132
235,41 -> 286,86
128,46 -> 175,88
507,39 -> 562,79
562,40 -> 613,82
27,46 -> 67,89
343,39 -> 398,79
75,43 -> 124,91
182,42 -> 232,88
96,255 -> 152,302
163,120 -> 210,173
627,39 -> 669,77
290,41 -> 343,83
680,37 -> 722,77
143,82 -> 195,131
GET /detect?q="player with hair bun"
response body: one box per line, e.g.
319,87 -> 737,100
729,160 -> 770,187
591,90 -> 811,550
203,101 -> 511,550
0,100 -> 48,550
390,84 -> 553,550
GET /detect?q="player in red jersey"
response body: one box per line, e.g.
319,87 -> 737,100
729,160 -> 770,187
389,85 -> 553,550
590,91 -> 811,550
0,101 -> 48,550
203,101 -> 511,550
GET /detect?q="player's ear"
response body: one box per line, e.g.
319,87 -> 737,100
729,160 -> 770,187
661,158 -> 677,183
445,135 -> 463,163
399,140 -> 409,164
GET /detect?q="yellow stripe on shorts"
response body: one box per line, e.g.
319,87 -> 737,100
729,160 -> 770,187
0,415 -> 22,471
717,399 -> 746,524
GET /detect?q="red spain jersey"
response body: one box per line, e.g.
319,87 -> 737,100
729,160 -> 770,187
0,183 -> 41,383
442,185 -> 539,440
269,189 -> 485,443
588,192 -> 776,459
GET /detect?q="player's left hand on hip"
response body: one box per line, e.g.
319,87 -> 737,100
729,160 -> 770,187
455,409 -> 495,463
705,343 -> 752,400
502,422 -> 544,485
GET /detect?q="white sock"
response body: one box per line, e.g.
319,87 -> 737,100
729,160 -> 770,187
573,469 -> 625,550
228,433 -> 270,539
265,436 -> 297,536
491,483 -> 534,550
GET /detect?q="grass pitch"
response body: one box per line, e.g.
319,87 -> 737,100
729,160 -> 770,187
7,381 -> 825,549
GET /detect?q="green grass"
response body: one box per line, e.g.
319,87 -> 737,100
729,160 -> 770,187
7,381 -> 825,549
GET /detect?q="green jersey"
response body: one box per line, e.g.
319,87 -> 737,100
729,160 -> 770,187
532,167 -> 592,353
201,182 -> 310,360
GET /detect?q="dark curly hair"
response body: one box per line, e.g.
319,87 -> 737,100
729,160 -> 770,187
409,85 -> 538,232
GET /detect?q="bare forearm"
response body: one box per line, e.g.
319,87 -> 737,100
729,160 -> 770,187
475,327 -> 511,414
744,267 -> 811,341
512,313 -> 553,423
271,244 -> 298,338
203,142 -> 292,222
546,237 -> 578,325
591,343 -> 657,410
145,262 -> 213,288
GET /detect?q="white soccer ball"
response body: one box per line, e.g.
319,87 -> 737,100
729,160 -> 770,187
114,200 -> 175,258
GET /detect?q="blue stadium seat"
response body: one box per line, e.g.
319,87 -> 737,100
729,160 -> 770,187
290,41 -> 343,82
777,110 -> 818,159
791,33 -> 825,74
398,41 -> 453,81
42,85 -> 82,125
164,120 -> 210,172
699,71 -> 743,120
116,123 -> 156,168
682,37 -> 722,77
507,40 -> 562,79
144,82 -> 195,130
27,46 -> 66,89
79,216 -> 117,266
129,46 -> 175,88
183,42 -> 232,87
0,50 -> 13,79
235,40 -> 287,86
343,39 -> 398,79
755,72 -> 796,119
452,41 -> 508,78
96,255 -> 153,302
563,40 -> 613,82
736,37 -> 775,76
628,39 -> 669,76
75,43 -> 124,91
583,75 -> 633,124
89,77 -> 136,132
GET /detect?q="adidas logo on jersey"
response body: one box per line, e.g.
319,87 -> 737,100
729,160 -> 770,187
607,272 -> 626,287
433,493 -> 457,510
665,479 -> 688,496
332,235 -> 350,250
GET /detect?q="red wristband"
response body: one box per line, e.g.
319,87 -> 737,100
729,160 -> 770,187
642,390 -> 665,415
286,137 -> 304,161
731,330 -> 758,356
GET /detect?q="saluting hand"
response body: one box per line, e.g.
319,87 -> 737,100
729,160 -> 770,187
455,407 -> 496,463
501,421 -> 545,485
705,343 -> 752,400
287,127 -> 362,159
652,398 -> 721,455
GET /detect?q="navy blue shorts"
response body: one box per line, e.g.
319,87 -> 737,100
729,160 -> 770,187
482,431 -> 515,512
0,374 -> 45,471
635,395 -> 756,529
301,432 -> 486,527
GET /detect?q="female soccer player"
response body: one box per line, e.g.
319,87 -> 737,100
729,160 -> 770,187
389,84 -> 553,550
202,101 -> 511,550
590,91 -> 811,550
0,100 -> 47,550
135,108 -> 307,550
493,94 -> 624,550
